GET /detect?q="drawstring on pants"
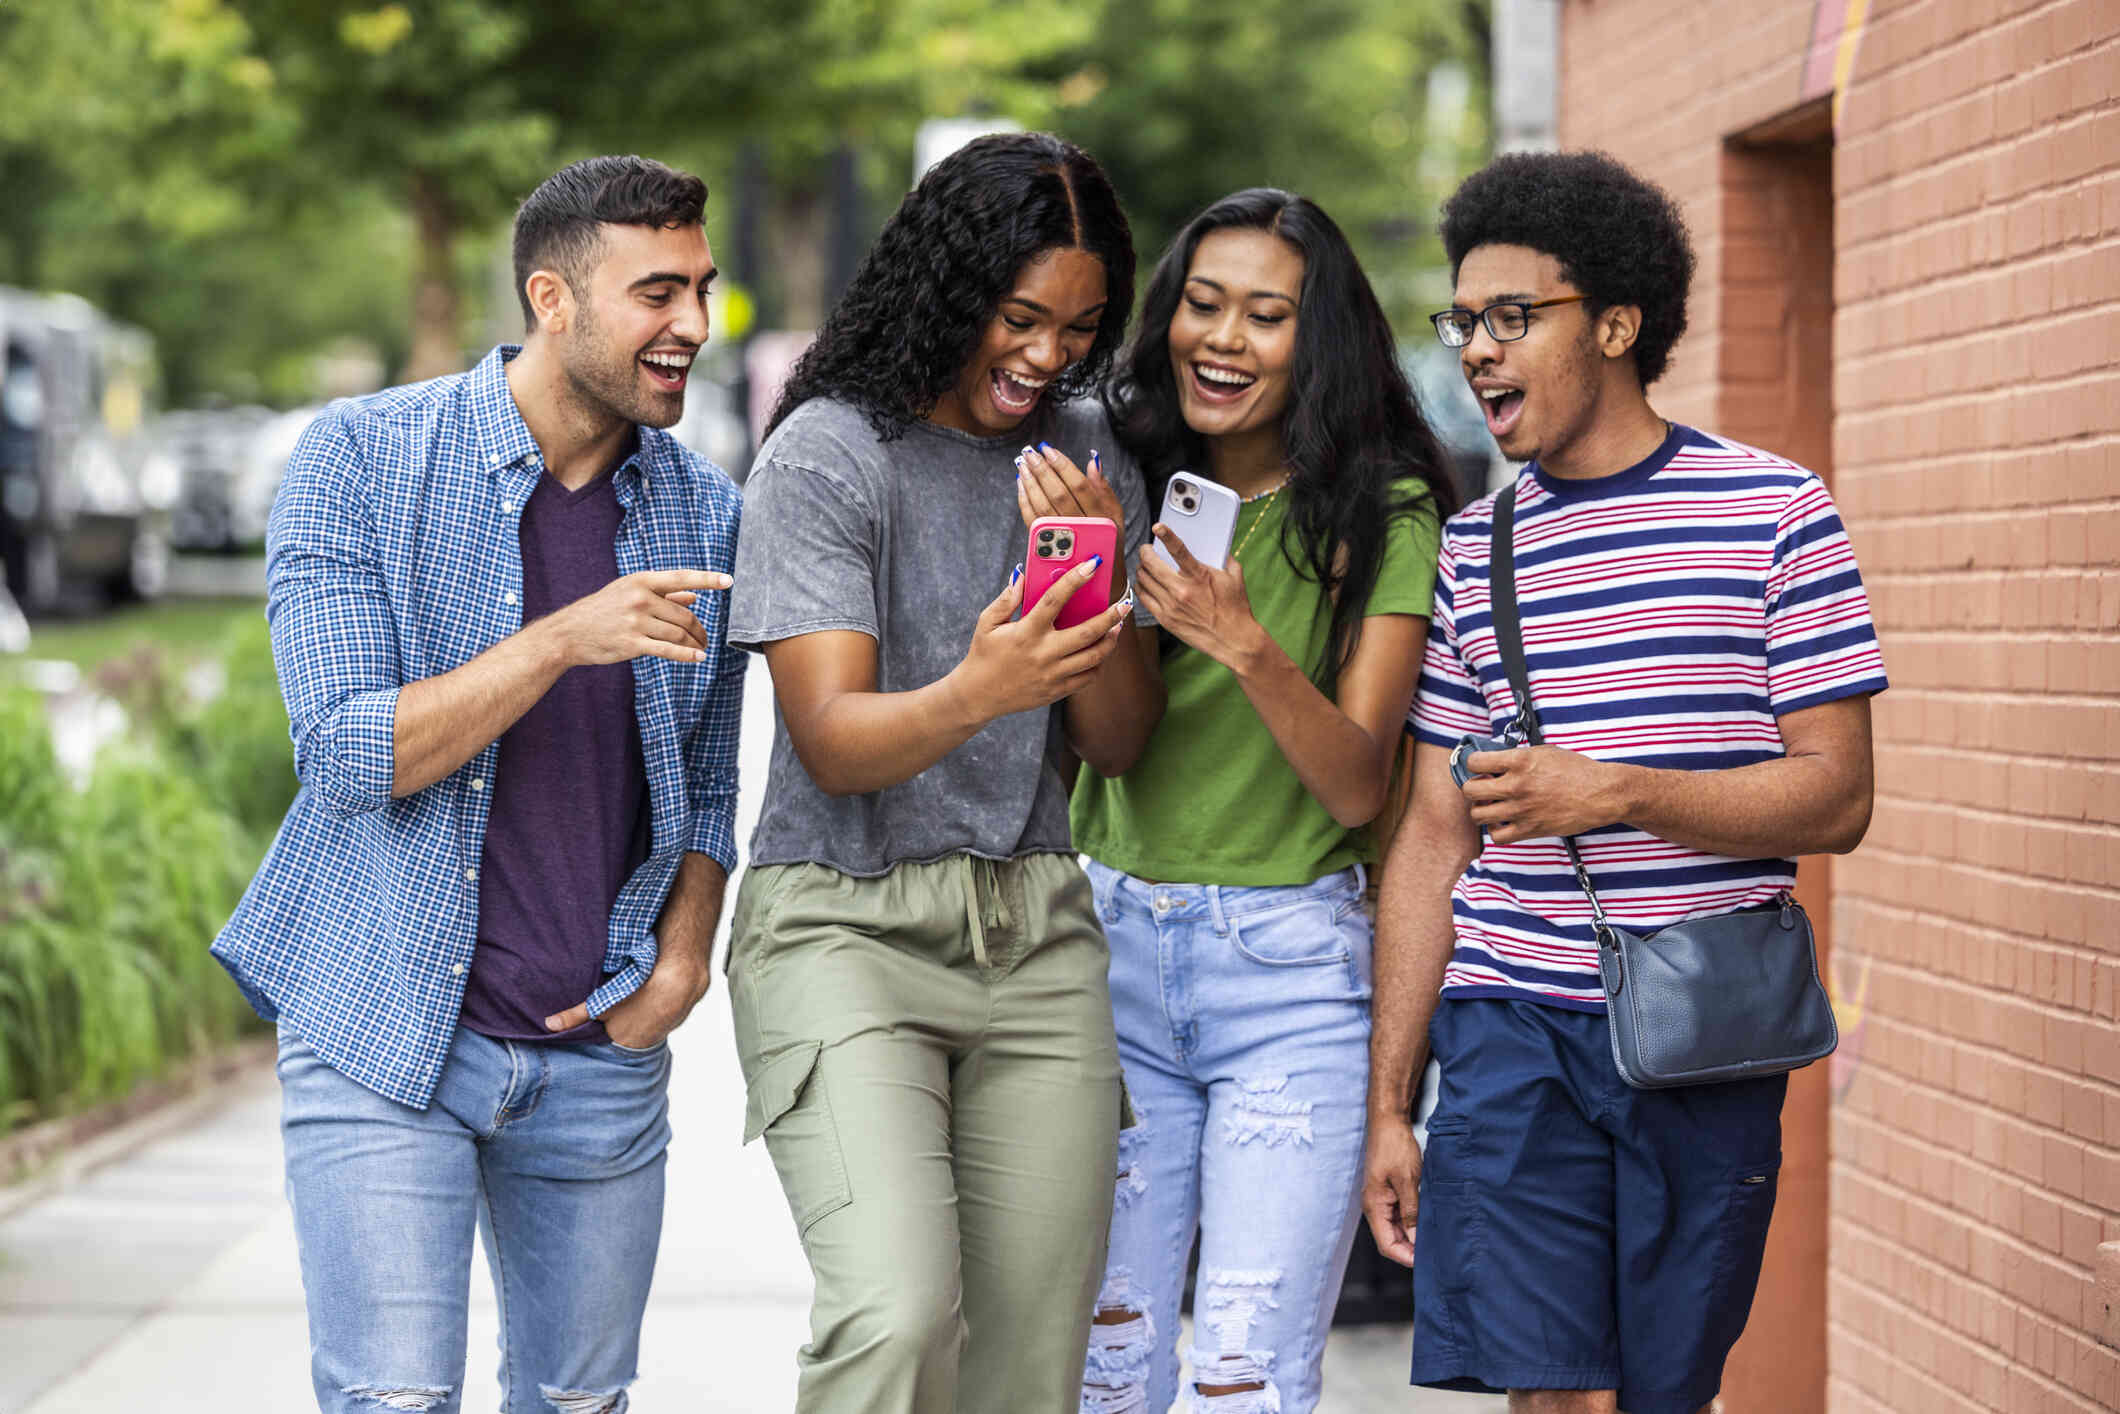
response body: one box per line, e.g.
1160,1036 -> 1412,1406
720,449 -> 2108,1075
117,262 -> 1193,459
961,855 -> 1010,970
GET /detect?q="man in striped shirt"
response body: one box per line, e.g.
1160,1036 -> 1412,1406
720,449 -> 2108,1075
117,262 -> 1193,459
1363,152 -> 1886,1414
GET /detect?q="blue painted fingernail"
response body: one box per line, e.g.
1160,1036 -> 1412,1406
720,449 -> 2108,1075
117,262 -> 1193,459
1020,444 -> 1035,458
1089,554 -> 1103,569
1039,441 -> 1053,453
1010,564 -> 1022,585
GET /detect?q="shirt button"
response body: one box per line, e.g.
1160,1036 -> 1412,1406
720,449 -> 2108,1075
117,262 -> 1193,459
463,867 -> 476,882
502,591 -> 517,606
487,453 -> 501,465
501,500 -> 515,514
468,778 -> 484,792
451,963 -> 466,976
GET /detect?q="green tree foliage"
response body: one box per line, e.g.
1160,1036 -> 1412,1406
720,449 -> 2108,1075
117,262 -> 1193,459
1,0 -> 1487,402
704,0 -> 1487,329
1058,0 -> 1489,317
0,0 -> 409,403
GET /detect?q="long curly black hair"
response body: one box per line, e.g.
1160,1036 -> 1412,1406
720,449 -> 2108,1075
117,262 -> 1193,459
1105,188 -> 1459,684
1439,150 -> 1695,387
766,132 -> 1135,442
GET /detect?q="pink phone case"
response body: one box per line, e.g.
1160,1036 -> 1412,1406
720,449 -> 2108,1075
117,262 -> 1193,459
1023,516 -> 1118,630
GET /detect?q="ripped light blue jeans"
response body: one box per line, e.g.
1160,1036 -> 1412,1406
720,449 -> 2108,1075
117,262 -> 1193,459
277,1024 -> 671,1414
1080,860 -> 1373,1414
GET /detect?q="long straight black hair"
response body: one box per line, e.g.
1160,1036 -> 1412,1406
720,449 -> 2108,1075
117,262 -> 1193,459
1104,189 -> 1459,682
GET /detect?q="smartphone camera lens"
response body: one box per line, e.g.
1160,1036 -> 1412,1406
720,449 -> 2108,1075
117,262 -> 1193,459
1057,535 -> 1073,555
1038,528 -> 1054,541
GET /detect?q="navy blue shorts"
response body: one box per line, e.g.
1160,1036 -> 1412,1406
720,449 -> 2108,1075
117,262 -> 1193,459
1410,998 -> 1787,1414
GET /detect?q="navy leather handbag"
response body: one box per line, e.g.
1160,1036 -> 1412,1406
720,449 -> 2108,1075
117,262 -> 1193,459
1481,484 -> 1838,1089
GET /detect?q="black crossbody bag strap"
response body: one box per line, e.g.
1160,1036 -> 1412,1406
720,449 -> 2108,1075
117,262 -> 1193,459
1488,484 -> 1614,939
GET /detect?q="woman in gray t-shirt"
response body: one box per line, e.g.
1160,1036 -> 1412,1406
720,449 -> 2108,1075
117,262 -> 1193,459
725,132 -> 1163,1413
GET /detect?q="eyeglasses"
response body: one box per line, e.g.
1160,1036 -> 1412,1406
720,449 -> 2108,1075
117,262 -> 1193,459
1429,295 -> 1590,348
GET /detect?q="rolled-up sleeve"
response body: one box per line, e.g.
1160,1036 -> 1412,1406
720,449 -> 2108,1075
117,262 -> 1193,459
684,480 -> 745,871
265,408 -> 401,817
686,636 -> 746,870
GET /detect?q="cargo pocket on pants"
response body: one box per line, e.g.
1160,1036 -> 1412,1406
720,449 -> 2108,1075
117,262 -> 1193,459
1708,1153 -> 1781,1306
744,1040 -> 852,1234
1413,1116 -> 1484,1361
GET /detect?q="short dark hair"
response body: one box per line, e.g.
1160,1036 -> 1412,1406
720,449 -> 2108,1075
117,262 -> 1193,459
1439,150 -> 1695,387
766,131 -> 1135,442
511,155 -> 708,331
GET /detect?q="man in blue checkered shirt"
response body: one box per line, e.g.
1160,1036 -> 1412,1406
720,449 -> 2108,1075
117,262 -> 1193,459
213,156 -> 744,1414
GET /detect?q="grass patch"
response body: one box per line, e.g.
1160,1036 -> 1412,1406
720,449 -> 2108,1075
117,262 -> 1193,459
21,598 -> 265,673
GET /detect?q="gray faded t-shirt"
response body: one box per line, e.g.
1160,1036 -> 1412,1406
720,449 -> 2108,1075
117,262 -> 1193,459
730,395 -> 1151,876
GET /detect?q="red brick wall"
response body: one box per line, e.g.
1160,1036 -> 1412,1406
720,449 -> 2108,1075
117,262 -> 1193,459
1557,1 -> 2120,1410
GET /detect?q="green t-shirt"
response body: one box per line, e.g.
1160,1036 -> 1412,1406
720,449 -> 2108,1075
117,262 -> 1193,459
1071,477 -> 1442,885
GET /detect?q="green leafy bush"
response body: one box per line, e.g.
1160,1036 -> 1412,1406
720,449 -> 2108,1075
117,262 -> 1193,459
0,619 -> 292,1135
162,618 -> 301,839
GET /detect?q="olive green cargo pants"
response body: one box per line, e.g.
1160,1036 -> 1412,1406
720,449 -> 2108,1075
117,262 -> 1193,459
727,851 -> 1125,1414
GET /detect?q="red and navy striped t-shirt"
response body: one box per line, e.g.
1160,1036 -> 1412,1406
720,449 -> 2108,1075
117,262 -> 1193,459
1410,424 -> 1889,1010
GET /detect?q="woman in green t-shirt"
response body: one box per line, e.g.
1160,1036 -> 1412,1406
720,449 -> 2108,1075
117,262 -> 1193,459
1071,189 -> 1459,1413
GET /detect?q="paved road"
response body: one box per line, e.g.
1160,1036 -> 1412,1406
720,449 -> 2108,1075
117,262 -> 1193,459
0,660 -> 1499,1413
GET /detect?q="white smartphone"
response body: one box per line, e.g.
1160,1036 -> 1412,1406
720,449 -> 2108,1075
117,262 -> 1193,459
1152,472 -> 1243,570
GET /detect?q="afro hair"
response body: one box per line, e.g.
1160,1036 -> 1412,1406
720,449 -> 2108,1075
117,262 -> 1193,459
1439,151 -> 1696,388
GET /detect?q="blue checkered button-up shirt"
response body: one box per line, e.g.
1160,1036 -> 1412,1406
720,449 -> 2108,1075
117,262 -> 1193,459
213,345 -> 745,1108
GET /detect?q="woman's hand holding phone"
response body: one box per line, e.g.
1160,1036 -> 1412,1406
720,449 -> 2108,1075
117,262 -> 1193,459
1016,443 -> 1128,603
1135,523 -> 1267,673
948,558 -> 1129,721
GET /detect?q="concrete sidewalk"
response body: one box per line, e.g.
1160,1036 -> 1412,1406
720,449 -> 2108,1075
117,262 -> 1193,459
0,1008 -> 1493,1413
0,668 -> 1500,1413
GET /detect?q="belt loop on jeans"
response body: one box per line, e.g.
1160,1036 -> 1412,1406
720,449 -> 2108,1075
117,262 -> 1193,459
1206,884 -> 1229,935
1352,861 -> 1368,897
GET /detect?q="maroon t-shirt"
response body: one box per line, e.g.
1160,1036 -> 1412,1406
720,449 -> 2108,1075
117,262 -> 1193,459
458,465 -> 650,1044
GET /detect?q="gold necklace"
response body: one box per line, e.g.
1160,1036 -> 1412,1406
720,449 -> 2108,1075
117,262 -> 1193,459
1232,478 -> 1289,561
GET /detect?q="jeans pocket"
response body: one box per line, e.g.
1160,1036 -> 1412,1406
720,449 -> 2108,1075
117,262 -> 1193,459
1228,899 -> 1348,967
743,1040 -> 852,1234
603,1037 -> 669,1060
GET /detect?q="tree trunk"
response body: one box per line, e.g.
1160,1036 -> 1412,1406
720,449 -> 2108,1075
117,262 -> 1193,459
403,169 -> 462,382
769,183 -> 830,331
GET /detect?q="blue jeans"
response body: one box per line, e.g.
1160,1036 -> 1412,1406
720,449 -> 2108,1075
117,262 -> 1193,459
277,1024 -> 672,1414
1081,860 -> 1373,1414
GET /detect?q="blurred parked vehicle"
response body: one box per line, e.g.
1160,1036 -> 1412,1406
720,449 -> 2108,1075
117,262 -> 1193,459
160,348 -> 736,564
229,406 -> 321,550
0,583 -> 27,654
0,288 -> 177,610
160,405 -> 274,551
